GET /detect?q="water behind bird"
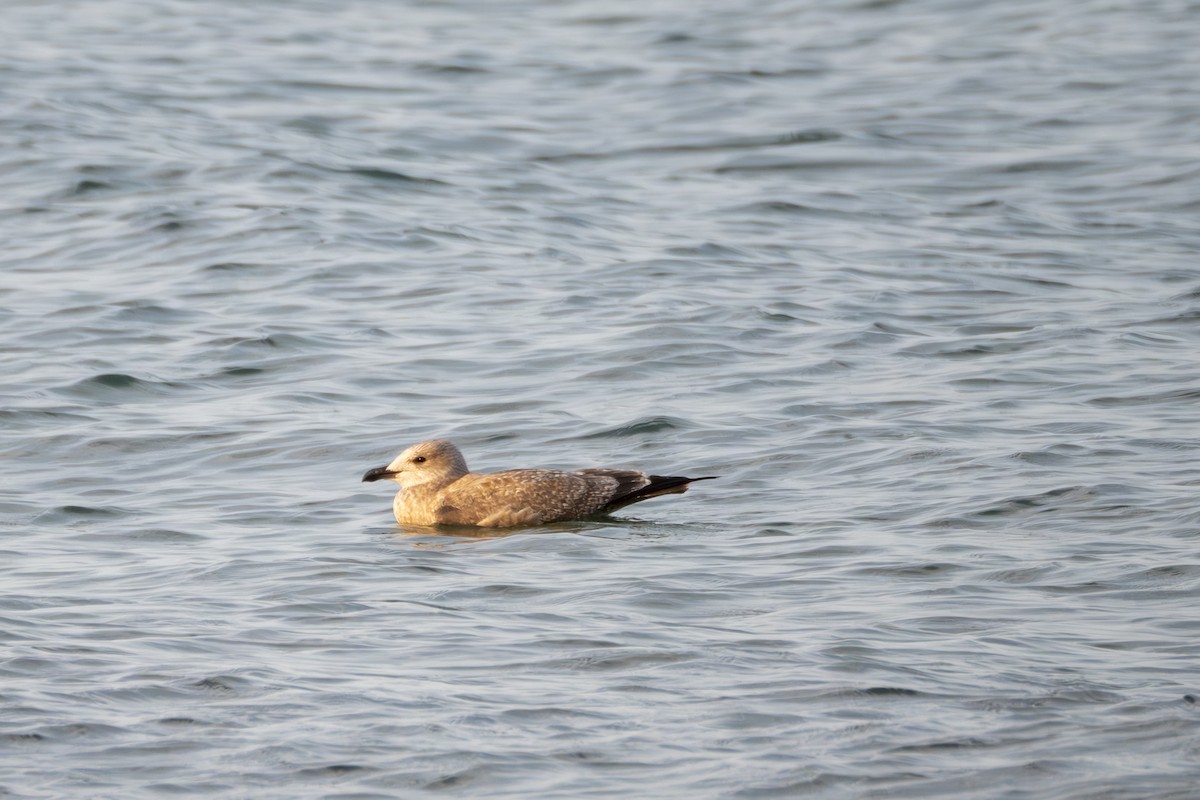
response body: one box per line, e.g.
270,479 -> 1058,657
2,0 -> 1199,797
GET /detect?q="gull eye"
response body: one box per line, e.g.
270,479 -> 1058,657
412,456 -> 426,464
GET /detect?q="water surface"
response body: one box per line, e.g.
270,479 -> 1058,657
3,0 -> 1199,797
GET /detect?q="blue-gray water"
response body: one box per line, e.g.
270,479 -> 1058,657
3,0 -> 1199,797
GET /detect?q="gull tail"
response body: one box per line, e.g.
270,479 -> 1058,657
603,474 -> 717,512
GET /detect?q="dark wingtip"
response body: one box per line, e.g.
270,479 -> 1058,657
362,466 -> 396,483
603,473 -> 718,511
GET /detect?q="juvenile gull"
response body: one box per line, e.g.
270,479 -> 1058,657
362,440 -> 716,528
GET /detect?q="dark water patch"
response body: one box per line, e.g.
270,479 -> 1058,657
20,723 -> 129,741
297,763 -> 374,777
454,399 -> 552,415
1010,445 -> 1091,466
306,162 -> 450,187
268,389 -> 360,406
267,76 -> 410,92
70,179 -> 115,196
856,562 -> 966,579
537,649 -> 697,672
201,261 -> 271,272
119,528 -> 206,543
581,416 -> 693,439
534,129 -> 841,163
731,772 -> 865,799
433,583 -> 552,602
712,710 -> 803,730
347,166 -> 446,185
53,372 -> 191,401
36,504 -> 129,520
499,706 -> 614,724
753,302 -> 822,323
532,638 -> 625,650
730,200 -> 867,219
188,675 -> 259,694
143,781 -> 238,795
411,61 -> 491,76
108,301 -> 201,324
890,736 -> 1002,753
257,601 -> 373,619
853,687 -> 925,698
753,528 -> 793,538
210,331 -> 341,354
985,566 -> 1064,585
38,303 -> 105,319
953,323 -> 1036,335
971,486 -> 1093,518
1087,387 -> 1200,407
1117,565 -> 1200,585
899,338 -> 1038,358
0,408 -> 99,429
964,687 -> 1126,712
997,159 -> 1096,174
155,717 -> 207,726
1169,285 -> 1200,301
714,156 -> 911,175
208,365 -> 268,379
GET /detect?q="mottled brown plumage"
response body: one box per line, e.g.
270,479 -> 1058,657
362,440 -> 715,527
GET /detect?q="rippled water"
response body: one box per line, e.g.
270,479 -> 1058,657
4,0 -> 1200,797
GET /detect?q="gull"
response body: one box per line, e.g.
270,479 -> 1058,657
362,439 -> 716,527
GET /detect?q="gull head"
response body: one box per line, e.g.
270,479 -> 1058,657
361,439 -> 469,489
